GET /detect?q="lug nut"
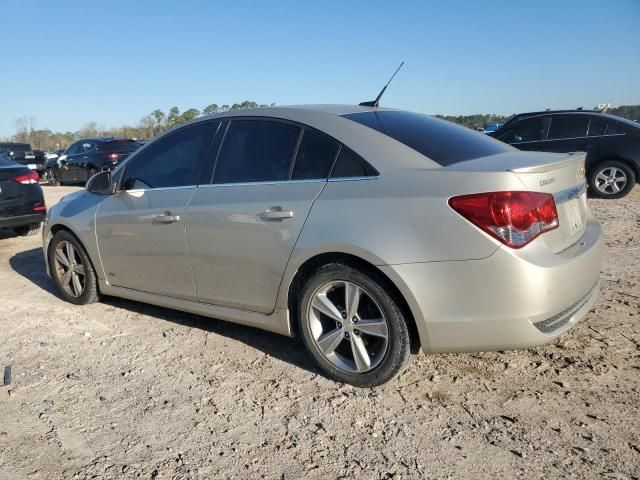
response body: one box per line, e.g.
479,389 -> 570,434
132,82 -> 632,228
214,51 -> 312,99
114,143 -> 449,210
352,317 -> 358,323
345,332 -> 350,339
341,312 -> 347,319
337,322 -> 342,328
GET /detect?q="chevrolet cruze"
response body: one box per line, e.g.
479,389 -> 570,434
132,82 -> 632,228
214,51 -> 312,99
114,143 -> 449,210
43,105 -> 602,386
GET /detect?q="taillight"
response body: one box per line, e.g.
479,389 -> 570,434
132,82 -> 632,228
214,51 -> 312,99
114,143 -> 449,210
449,191 -> 559,248
33,205 -> 46,211
14,171 -> 40,184
102,152 -> 120,160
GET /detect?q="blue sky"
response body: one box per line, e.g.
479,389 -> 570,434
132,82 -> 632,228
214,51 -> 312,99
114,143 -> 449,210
1,0 -> 638,137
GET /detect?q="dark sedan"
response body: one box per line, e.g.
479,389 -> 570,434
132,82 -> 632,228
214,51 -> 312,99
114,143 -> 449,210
0,155 -> 46,236
46,138 -> 141,185
491,110 -> 640,198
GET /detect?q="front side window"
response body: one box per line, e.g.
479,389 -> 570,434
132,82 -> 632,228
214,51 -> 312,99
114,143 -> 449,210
121,122 -> 214,190
100,140 -> 141,152
291,129 -> 339,180
548,117 -> 589,140
496,118 -> 547,144
213,120 -> 300,184
81,142 -> 95,153
66,143 -> 82,155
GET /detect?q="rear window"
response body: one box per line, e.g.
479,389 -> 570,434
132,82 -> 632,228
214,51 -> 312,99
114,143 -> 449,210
99,140 -> 141,152
342,111 -> 512,166
0,154 -> 15,166
0,144 -> 30,154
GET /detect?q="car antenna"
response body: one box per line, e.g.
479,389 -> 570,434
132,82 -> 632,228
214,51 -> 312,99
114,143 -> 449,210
359,61 -> 404,108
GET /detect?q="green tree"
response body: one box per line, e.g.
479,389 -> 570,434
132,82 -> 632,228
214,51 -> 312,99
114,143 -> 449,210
177,108 -> 200,124
202,104 -> 219,116
152,109 -> 165,132
167,106 -> 180,127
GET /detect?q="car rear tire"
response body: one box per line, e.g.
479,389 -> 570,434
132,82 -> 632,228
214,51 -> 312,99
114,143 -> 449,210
589,160 -> 636,199
14,223 -> 40,236
298,262 -> 413,387
48,230 -> 100,305
87,168 -> 99,179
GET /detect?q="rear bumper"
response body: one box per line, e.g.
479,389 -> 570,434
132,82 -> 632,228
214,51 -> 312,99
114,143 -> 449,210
380,217 -> 603,354
0,213 -> 45,229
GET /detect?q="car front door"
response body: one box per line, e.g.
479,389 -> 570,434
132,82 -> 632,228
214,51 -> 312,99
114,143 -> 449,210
58,142 -> 81,181
95,121 -> 218,300
186,119 -> 339,314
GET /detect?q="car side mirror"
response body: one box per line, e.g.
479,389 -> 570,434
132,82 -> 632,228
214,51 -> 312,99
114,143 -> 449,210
86,171 -> 114,195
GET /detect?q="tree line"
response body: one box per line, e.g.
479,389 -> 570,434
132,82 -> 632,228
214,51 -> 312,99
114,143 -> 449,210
8,100 -> 275,151
6,103 -> 639,152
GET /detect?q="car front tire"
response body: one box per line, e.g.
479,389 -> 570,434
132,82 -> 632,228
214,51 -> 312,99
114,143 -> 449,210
48,230 -> 100,305
298,262 -> 413,387
46,168 -> 60,186
589,160 -> 636,199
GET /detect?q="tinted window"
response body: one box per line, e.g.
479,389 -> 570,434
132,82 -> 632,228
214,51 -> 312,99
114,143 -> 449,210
0,154 -> 15,166
122,122 -> 214,190
291,130 -> 339,180
496,118 -> 547,143
81,142 -> 95,153
588,120 -> 607,137
100,140 -> 141,152
548,117 -> 589,140
605,123 -> 624,135
213,120 -> 300,184
330,146 -> 378,178
343,111 -> 512,166
66,143 -> 82,155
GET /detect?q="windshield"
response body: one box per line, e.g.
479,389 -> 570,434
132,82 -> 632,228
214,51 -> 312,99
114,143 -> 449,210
342,111 -> 513,166
0,144 -> 31,155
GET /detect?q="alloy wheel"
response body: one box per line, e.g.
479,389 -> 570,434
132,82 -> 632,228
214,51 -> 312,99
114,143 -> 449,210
308,280 -> 389,373
53,240 -> 86,297
595,166 -> 627,195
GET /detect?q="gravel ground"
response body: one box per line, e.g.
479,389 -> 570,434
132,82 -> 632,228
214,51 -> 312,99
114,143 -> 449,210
0,185 -> 639,480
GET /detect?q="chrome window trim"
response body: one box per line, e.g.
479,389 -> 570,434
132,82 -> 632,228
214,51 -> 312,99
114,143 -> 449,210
328,175 -> 380,183
511,132 -> 626,145
553,182 -> 587,205
119,185 -> 198,194
197,178 -> 328,189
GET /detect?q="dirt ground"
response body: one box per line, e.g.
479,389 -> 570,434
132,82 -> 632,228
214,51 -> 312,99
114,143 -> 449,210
0,185 -> 639,480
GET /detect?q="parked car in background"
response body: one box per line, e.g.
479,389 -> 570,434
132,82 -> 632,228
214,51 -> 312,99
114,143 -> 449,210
491,110 -> 640,198
45,138 -> 141,185
483,123 -> 502,135
0,154 -> 46,236
0,142 -> 46,179
43,105 -> 602,386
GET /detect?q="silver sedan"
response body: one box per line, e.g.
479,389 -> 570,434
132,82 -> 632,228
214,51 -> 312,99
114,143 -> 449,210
42,105 -> 602,386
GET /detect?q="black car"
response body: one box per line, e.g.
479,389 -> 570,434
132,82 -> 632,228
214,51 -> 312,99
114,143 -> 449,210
0,155 -> 46,236
491,110 -> 640,198
0,142 -> 46,179
46,138 -> 141,185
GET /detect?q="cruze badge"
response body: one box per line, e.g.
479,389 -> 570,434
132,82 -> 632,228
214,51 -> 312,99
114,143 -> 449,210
539,177 -> 556,187
577,166 -> 586,179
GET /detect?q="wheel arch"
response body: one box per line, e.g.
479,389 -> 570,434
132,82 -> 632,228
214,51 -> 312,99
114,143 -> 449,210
588,157 -> 639,182
284,251 -> 422,353
47,223 -> 103,287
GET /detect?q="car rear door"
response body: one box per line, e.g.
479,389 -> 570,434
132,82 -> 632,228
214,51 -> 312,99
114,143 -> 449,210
95,121 -> 218,300
186,119 -> 338,314
538,115 -> 591,154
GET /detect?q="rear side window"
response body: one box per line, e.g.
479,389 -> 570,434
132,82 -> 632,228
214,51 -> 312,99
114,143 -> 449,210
122,122 -> 215,190
100,140 -> 141,152
343,111 -> 512,166
548,117 -> 589,140
605,123 -> 624,135
213,120 -> 300,184
587,120 -> 607,137
291,130 -> 339,180
330,146 -> 378,178
496,118 -> 547,144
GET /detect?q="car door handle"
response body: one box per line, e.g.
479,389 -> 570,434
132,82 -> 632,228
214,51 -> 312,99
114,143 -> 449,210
154,213 -> 181,224
577,143 -> 592,150
257,207 -> 294,221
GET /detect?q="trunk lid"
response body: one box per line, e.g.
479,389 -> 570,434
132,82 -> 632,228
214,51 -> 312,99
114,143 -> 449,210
0,166 -> 31,211
450,151 -> 589,253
